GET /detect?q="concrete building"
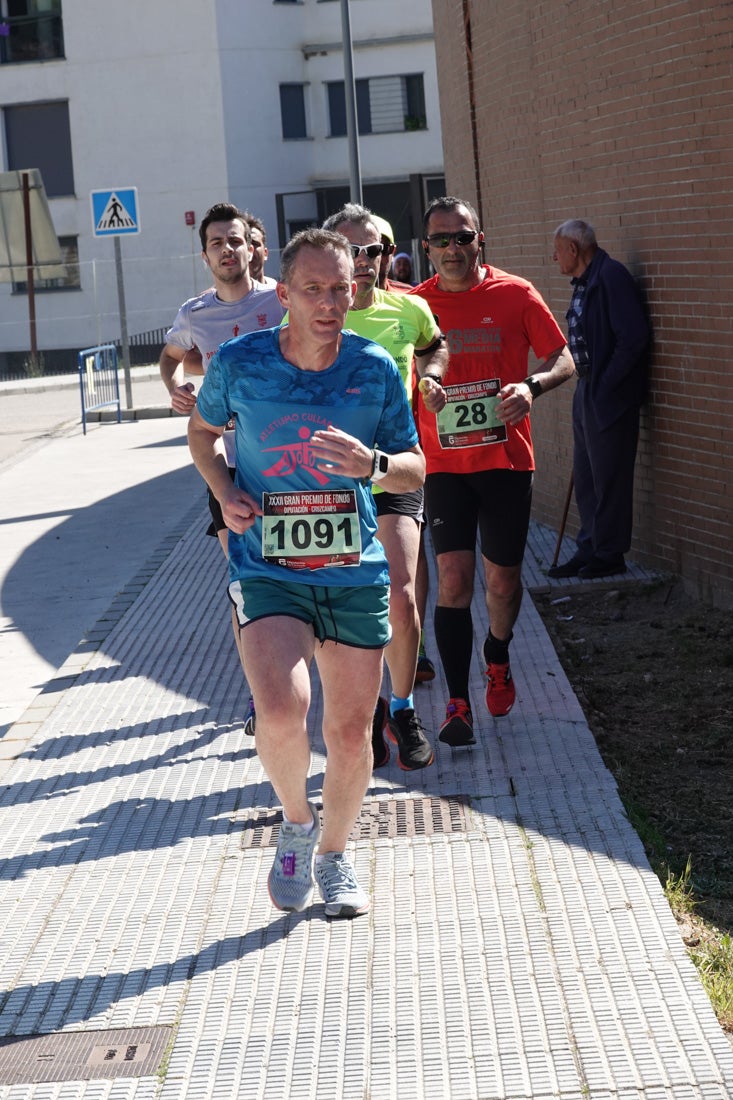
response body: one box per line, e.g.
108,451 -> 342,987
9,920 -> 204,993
430,0 -> 732,608
0,0 -> 444,371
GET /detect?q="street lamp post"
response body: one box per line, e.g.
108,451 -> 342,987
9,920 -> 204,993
340,0 -> 362,204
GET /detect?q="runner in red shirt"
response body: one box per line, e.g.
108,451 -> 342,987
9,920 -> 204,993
412,197 -> 575,743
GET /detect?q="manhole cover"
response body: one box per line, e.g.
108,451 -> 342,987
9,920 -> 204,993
240,794 -> 469,848
0,1026 -> 172,1085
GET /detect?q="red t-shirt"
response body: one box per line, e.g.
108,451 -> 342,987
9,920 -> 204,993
410,267 -> 564,474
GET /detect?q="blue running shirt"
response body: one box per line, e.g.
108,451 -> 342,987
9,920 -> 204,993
196,327 -> 419,588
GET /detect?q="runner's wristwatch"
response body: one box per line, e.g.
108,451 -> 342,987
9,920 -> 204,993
370,449 -> 390,482
524,376 -> 543,400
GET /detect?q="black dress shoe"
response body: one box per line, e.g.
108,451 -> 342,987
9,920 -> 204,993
547,555 -> 586,578
577,556 -> 627,579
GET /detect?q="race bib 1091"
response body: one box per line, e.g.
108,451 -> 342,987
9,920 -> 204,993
262,489 -> 362,570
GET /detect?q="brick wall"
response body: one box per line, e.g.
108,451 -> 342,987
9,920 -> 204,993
431,0 -> 733,607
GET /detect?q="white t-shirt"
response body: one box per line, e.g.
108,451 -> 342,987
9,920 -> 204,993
166,284 -> 285,464
165,284 -> 284,367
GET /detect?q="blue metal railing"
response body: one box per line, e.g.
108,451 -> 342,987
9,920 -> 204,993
78,344 -> 121,435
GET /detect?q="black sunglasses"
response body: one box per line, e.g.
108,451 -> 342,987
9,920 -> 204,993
424,230 -> 479,248
349,243 -> 383,259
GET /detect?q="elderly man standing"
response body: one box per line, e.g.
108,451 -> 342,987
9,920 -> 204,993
550,220 -> 651,579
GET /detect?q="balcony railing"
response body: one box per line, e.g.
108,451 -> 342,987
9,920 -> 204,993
0,12 -> 64,63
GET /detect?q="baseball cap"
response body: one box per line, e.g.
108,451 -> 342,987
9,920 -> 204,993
371,214 -> 394,244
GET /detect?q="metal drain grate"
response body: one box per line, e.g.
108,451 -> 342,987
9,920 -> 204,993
240,794 -> 469,849
0,1026 -> 172,1085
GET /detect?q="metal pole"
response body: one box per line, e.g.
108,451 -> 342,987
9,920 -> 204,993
21,172 -> 39,372
552,473 -> 575,567
113,235 -> 133,409
340,0 -> 362,204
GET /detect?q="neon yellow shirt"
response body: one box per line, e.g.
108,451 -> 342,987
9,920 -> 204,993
345,289 -> 438,402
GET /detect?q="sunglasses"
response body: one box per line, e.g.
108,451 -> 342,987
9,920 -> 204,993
349,243 -> 383,259
424,230 -> 479,248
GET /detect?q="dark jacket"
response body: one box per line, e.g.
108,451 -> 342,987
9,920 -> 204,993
574,249 -> 651,431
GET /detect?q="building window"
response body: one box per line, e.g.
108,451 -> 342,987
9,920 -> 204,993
403,74 -> 427,131
4,100 -> 74,196
12,235 -> 80,293
279,83 -> 308,140
327,79 -> 371,137
327,74 -> 426,136
0,0 -> 64,63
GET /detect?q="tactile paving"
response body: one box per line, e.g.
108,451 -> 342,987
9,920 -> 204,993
0,517 -> 731,1098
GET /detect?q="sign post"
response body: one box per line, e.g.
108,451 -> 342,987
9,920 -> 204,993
185,210 -> 196,292
90,187 -> 140,409
0,169 -> 62,376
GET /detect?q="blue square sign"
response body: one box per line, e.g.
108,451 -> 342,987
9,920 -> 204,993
91,188 -> 140,237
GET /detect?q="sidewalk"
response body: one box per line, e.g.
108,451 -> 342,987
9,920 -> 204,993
0,367 -> 170,471
0,391 -> 731,1098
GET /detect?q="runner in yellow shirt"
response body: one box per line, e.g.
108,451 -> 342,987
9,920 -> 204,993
323,204 -> 448,771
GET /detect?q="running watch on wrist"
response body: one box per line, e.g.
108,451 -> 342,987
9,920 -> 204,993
524,376 -> 543,400
370,449 -> 390,482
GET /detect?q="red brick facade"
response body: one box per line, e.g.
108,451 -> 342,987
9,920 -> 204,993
430,0 -> 733,607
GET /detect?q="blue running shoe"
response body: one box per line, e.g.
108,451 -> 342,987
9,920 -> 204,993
268,804 -> 320,912
315,852 -> 370,918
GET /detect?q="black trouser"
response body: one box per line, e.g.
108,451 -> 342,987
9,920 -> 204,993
572,379 -> 640,560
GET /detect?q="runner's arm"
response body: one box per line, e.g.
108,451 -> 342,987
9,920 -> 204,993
309,426 -> 425,495
414,333 -> 449,413
160,342 -> 201,415
525,344 -> 576,395
497,344 -> 575,425
188,408 -> 262,533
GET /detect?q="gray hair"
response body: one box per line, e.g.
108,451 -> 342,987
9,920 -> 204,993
322,203 -> 380,237
555,219 -> 597,250
279,227 -> 354,283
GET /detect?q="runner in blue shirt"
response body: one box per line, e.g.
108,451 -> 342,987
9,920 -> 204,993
188,228 -> 424,918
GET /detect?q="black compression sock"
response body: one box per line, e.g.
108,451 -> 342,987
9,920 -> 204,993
483,630 -> 513,666
434,605 -> 473,700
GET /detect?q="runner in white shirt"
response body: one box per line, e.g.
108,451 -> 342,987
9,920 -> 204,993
160,202 -> 285,543
159,203 -> 285,730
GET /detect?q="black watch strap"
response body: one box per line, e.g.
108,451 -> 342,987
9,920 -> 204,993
524,376 -> 543,399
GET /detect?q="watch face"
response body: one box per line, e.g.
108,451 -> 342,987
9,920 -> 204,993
377,453 -> 389,474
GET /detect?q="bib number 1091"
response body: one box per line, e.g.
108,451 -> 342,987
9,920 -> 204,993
269,514 -> 354,552
262,489 -> 361,570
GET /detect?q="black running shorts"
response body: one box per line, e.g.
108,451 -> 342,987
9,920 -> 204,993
206,465 -> 236,537
373,487 -> 424,523
424,469 -> 533,567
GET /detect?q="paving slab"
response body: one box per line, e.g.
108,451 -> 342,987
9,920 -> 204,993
0,532 -> 730,1096
0,384 -> 730,1098
0,381 -> 199,735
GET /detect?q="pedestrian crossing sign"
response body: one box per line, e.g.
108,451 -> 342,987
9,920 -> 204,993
91,188 -> 140,237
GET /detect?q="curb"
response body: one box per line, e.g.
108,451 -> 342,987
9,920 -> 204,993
0,365 -> 161,397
